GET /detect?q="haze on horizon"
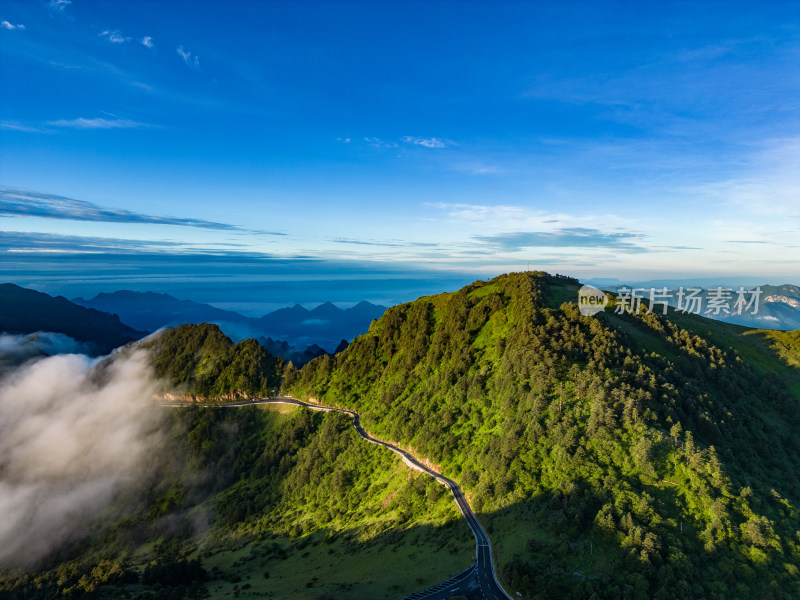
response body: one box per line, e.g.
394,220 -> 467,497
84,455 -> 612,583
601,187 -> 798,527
1,0 -> 798,309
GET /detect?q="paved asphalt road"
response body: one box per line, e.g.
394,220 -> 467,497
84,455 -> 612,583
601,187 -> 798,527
164,396 -> 514,600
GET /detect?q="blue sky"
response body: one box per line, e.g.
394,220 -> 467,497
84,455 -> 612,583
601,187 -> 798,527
1,0 -> 799,309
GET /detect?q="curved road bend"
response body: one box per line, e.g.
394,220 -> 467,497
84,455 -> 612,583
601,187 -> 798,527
164,396 -> 513,600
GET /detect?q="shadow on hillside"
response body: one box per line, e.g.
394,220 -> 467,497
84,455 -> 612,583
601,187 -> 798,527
197,518 -> 474,600
195,481 -> 774,600
472,489 -> 702,600
745,329 -> 800,381
473,476 -> 799,600
601,307 -> 800,499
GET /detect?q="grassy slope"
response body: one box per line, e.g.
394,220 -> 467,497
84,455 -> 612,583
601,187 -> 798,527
285,272 -> 800,600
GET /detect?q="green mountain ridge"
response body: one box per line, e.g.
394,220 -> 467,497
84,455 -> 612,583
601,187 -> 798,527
137,323 -> 284,398
285,271 -> 800,599
3,271 -> 800,600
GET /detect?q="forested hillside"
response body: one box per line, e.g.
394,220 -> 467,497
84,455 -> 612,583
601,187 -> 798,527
5,274 -> 799,600
0,402 -> 471,600
138,323 -> 283,398
0,323 -> 473,599
285,271 -> 800,599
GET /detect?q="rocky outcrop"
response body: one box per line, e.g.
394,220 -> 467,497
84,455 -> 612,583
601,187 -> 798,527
764,295 -> 800,308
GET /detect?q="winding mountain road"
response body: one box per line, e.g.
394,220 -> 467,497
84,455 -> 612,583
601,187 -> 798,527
164,396 -> 514,600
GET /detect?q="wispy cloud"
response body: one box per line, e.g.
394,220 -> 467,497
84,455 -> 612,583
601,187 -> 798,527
427,202 -> 538,225
99,30 -> 130,44
474,227 -> 648,252
360,136 -> 453,149
46,116 -> 151,130
448,161 -> 504,176
331,237 -> 439,248
401,136 -> 451,148
363,137 -> 397,149
48,0 -> 71,11
176,46 -> 199,69
0,187 -> 246,231
46,60 -> 81,70
426,202 -> 641,236
140,36 -> 154,49
0,231 -> 294,261
0,121 -> 45,133
1,116 -> 151,133
1,20 -> 25,31
0,231 -> 182,254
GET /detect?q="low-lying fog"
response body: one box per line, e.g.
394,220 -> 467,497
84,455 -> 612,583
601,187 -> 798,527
0,334 -> 165,566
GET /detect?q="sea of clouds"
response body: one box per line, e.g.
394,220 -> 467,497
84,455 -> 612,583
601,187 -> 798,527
0,335 -> 166,566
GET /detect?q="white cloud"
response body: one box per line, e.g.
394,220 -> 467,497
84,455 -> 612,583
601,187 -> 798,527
690,137 -> 800,218
48,0 -> 71,11
427,202 -> 533,225
359,135 -> 452,149
337,137 -> 351,143
46,116 -> 149,129
402,136 -> 451,148
100,30 -> 130,44
425,202 -> 641,237
141,35 -> 154,49
177,45 -> 199,69
0,333 -> 89,370
1,20 -> 24,30
0,347 -> 166,566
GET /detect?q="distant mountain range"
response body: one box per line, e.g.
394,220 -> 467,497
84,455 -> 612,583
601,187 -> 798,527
73,290 -> 387,353
723,284 -> 800,329
0,284 -> 385,362
0,284 -> 144,354
72,290 -> 250,332
593,282 -> 800,330
254,300 -> 386,349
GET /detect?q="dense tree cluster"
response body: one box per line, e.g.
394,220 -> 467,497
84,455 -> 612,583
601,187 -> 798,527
140,323 -> 283,397
286,271 -> 800,599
